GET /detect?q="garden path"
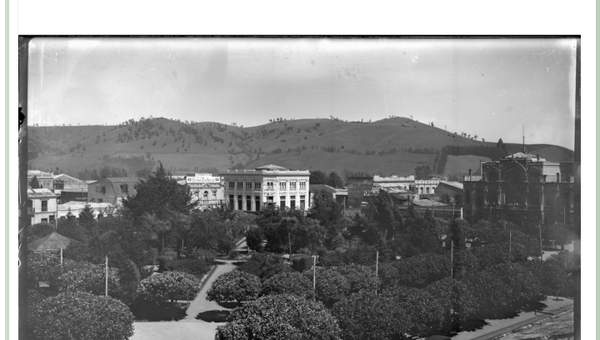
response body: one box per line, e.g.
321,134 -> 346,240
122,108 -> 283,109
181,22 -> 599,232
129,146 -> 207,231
131,259 -> 238,340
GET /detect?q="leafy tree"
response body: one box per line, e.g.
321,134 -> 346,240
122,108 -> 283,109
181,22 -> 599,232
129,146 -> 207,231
57,262 -> 121,298
136,271 -> 200,305
425,277 -> 477,332
29,175 -> 41,189
332,290 -> 409,340
207,270 -> 261,306
239,253 -> 291,280
303,267 -> 350,307
123,162 -> 194,252
260,271 -> 314,299
216,294 -> 341,340
310,170 -> 328,185
31,292 -> 134,340
309,190 -> 344,227
78,205 -> 97,231
327,172 -> 345,188
382,253 -> 450,288
382,286 -> 445,338
245,227 -> 264,252
334,264 -> 378,294
57,215 -> 89,242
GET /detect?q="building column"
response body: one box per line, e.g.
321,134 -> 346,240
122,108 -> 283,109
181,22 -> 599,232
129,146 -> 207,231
233,192 -> 238,210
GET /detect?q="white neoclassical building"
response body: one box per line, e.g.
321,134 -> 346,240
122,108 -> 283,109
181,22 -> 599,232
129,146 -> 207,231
221,164 -> 310,212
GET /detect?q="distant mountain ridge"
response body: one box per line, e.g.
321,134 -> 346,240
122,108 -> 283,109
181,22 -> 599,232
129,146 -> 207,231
28,117 -> 574,179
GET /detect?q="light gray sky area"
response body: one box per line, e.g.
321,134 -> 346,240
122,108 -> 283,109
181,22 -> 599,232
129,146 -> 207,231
28,37 -> 577,149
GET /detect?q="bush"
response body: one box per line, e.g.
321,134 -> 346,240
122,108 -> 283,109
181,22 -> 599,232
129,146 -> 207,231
332,290 -> 409,340
334,264 -> 378,294
465,263 -> 543,320
207,270 -> 261,306
391,253 -> 450,288
425,277 -> 478,332
216,294 -> 341,340
238,253 -> 291,280
31,292 -> 134,340
261,271 -> 314,298
57,262 -> 121,298
137,271 -> 200,305
166,258 -> 211,277
303,267 -> 350,307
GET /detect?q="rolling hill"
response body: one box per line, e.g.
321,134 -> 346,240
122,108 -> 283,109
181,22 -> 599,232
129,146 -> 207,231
27,117 -> 574,179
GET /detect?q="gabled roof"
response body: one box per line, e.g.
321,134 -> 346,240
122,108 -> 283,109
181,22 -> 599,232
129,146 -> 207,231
438,181 -> 464,190
53,173 -> 85,183
255,164 -> 288,171
27,188 -> 58,198
28,232 -> 78,251
27,170 -> 54,178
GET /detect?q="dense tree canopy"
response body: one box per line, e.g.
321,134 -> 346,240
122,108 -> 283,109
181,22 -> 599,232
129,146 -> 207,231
207,270 -> 262,306
216,294 -> 341,340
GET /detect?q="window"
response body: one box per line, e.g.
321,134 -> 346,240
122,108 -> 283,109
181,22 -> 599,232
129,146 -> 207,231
237,182 -> 244,190
279,182 -> 287,191
246,196 -> 252,211
212,189 -> 217,196
238,195 -> 243,210
41,200 -> 48,212
101,186 -> 106,194
280,196 -> 286,209
290,182 -> 297,190
299,182 -> 307,190
49,215 -> 55,223
41,218 -> 48,224
254,182 -> 261,190
267,196 -> 274,203
267,182 -> 274,190
246,182 -> 252,190
229,195 -> 235,208
255,196 -> 261,211
426,187 -> 430,194
203,191 -> 209,198
300,195 -> 306,210
229,182 -> 235,189
120,184 -> 129,194
290,195 -> 296,210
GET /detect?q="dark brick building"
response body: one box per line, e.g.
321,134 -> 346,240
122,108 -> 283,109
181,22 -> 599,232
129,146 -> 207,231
463,152 -> 576,227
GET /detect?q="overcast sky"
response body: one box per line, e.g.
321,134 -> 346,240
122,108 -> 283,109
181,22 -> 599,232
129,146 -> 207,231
28,37 -> 577,149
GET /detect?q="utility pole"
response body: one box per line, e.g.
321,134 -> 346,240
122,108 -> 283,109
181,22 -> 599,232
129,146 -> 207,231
450,240 -> 454,279
539,224 -> 543,264
60,247 -> 63,266
105,256 -> 109,297
312,255 -> 317,298
508,230 -> 512,261
375,251 -> 379,295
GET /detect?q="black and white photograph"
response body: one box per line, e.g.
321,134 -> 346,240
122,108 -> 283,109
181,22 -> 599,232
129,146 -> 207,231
17,36 -> 581,340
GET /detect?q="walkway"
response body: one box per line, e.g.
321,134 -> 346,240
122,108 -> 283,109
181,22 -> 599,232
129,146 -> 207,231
131,260 -> 238,340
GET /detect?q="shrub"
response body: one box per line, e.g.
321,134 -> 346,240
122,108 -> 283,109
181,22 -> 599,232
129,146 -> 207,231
382,286 -> 445,337
303,267 -> 350,307
166,258 -> 211,277
332,290 -> 409,340
466,263 -> 543,319
31,292 -> 134,340
216,294 -> 341,340
239,253 -> 291,280
425,277 -> 477,331
392,253 -> 450,288
260,271 -> 314,298
207,270 -> 261,306
334,264 -> 378,294
137,271 -> 200,305
57,262 -> 121,297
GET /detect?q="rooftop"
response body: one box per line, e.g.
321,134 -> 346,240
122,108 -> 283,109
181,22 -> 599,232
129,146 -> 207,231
27,170 -> 54,178
255,164 -> 289,171
27,188 -> 58,198
28,232 -> 78,251
504,152 -> 547,162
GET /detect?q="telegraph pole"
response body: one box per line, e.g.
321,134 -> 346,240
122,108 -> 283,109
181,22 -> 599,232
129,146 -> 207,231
60,247 -> 63,266
375,251 -> 379,295
450,240 -> 454,279
312,255 -> 317,298
105,256 -> 109,297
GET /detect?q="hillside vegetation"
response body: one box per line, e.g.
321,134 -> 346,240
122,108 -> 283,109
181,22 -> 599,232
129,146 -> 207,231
28,117 -> 574,179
